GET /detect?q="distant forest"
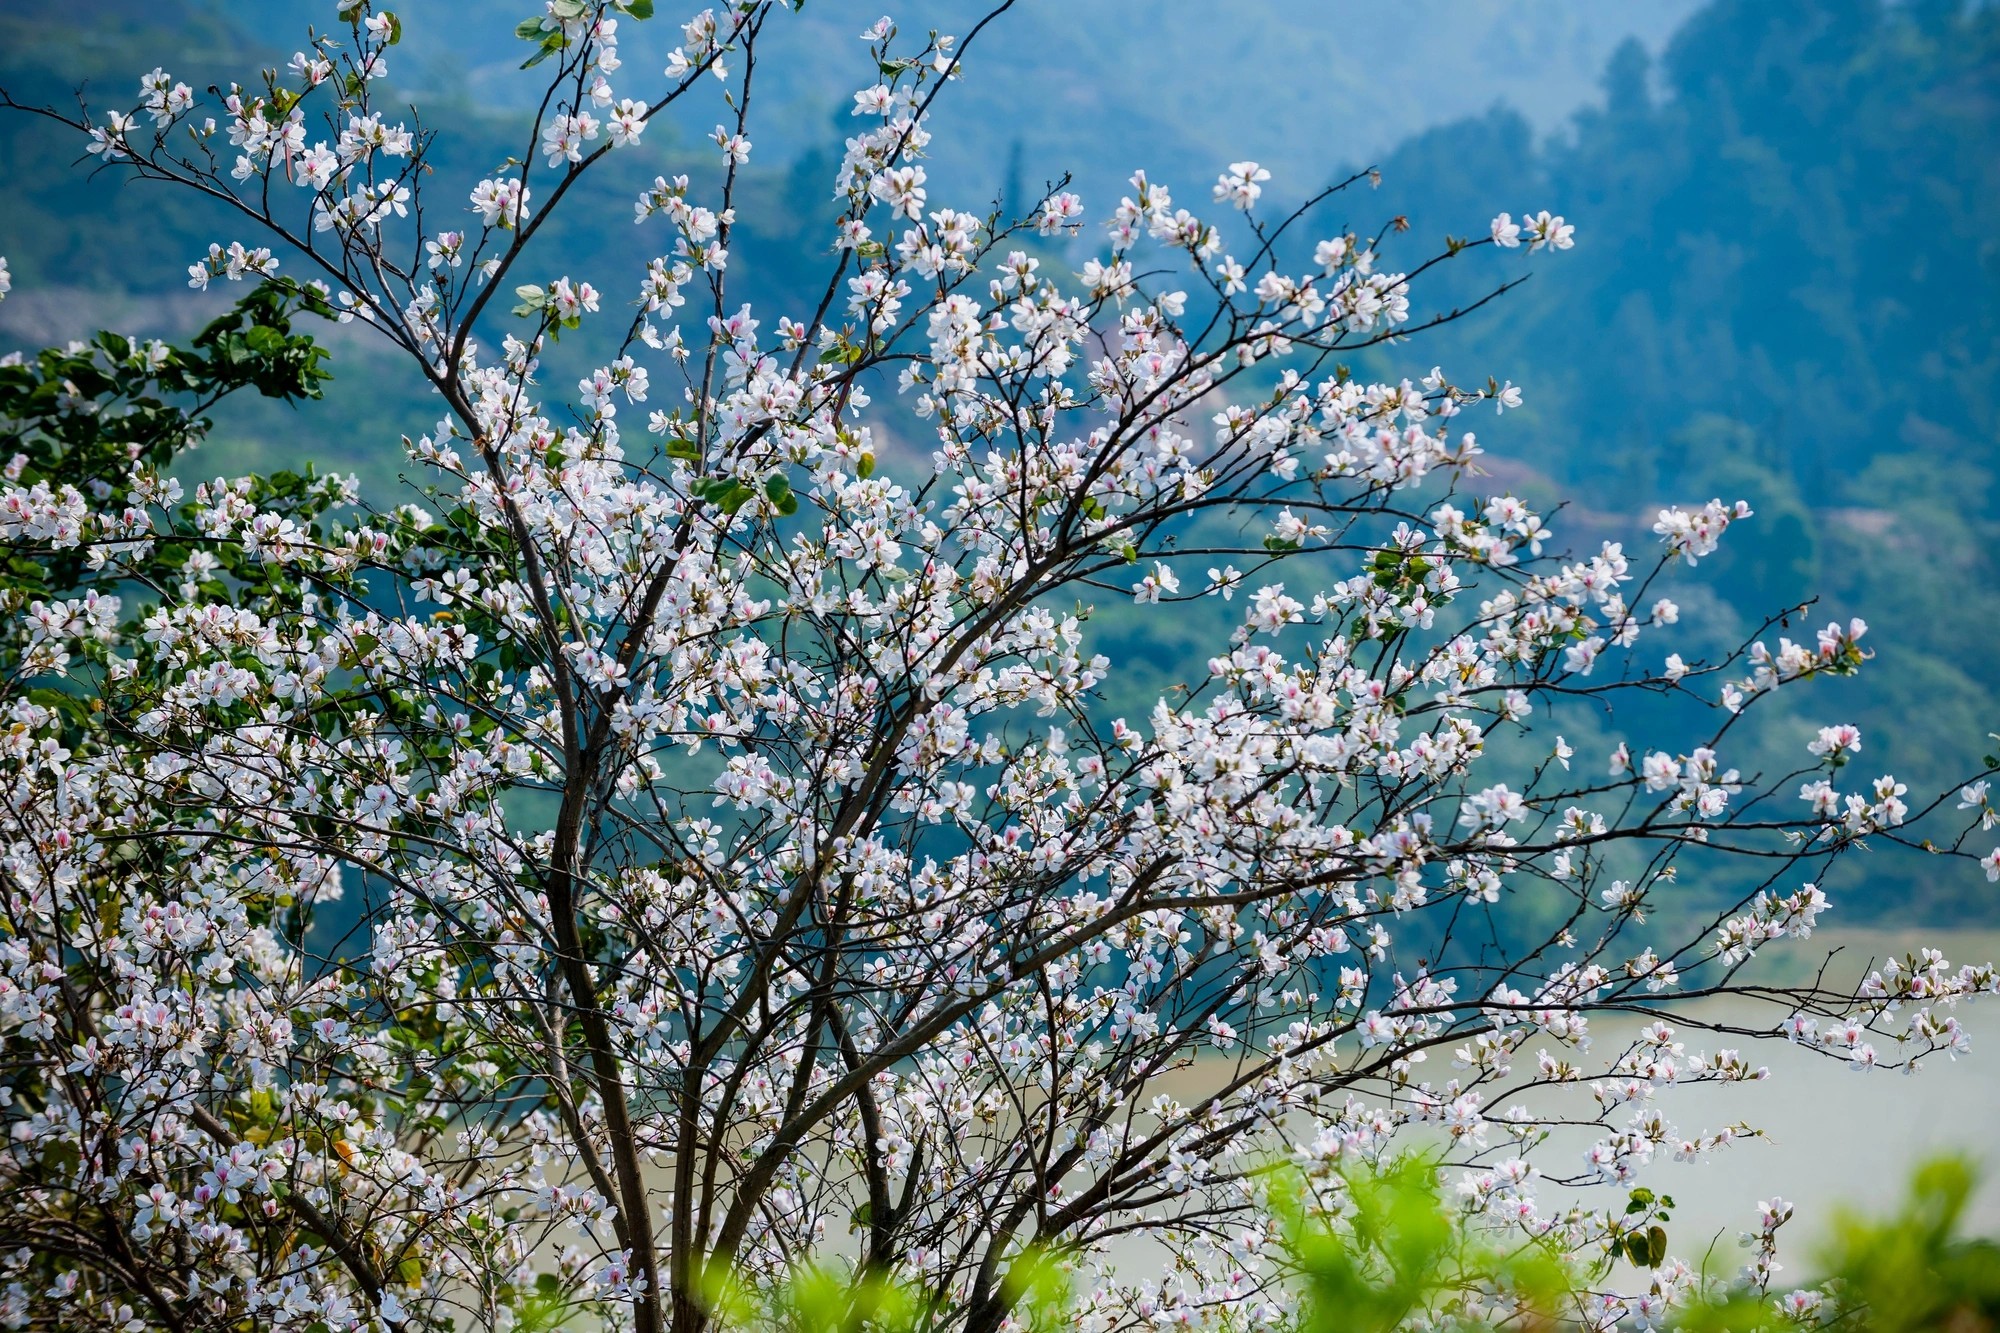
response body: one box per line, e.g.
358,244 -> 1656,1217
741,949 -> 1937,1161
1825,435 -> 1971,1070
3,0 -> 1995,920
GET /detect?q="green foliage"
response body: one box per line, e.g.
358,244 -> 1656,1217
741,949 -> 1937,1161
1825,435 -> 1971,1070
0,281 -> 330,603
1674,1156 -> 2000,1332
1276,1156 -> 1575,1332
695,1248 -> 1071,1333
0,280 -> 327,486
504,1273 -> 584,1333
1277,1157 -> 2000,1332
1811,1157 -> 2000,1333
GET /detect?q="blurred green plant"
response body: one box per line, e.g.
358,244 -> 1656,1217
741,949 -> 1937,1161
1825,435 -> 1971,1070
1280,1153 -> 2000,1332
700,1261 -> 925,1333
695,1245 -> 1072,1333
1679,1155 -> 2000,1332
1819,1155 -> 2000,1332
1275,1156 -> 1576,1332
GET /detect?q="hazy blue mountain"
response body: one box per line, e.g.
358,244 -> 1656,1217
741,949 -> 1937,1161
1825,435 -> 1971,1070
0,0 -> 1702,333
1338,1 -> 2000,907
191,0 -> 1701,204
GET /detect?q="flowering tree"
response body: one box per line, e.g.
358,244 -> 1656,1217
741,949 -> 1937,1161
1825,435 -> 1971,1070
2,4 -> 1997,1331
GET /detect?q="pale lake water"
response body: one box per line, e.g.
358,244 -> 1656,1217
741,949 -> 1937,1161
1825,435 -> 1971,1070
1635,928 -> 2000,1257
1552,997 -> 2000,1263
1102,927 -> 2000,1282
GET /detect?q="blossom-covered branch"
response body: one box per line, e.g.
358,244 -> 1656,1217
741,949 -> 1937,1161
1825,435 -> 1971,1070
0,4 -> 1994,1332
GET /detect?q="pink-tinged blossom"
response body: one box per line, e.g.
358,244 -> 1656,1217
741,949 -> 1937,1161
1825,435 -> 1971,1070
469,176 -> 530,228
607,99 -> 648,147
1213,159 -> 1272,210
293,142 -> 338,189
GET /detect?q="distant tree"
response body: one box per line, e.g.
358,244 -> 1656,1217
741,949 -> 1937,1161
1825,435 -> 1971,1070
0,5 -> 1995,1332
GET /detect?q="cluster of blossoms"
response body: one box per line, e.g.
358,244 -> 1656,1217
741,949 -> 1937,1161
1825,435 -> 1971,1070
0,4 -> 1994,1332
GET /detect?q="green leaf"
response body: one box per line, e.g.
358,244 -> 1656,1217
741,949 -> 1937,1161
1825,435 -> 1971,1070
664,440 -> 701,461
385,11 -> 402,43
690,477 -> 757,515
514,16 -> 547,39
340,632 -> 380,670
621,0 -> 654,16
856,451 -> 875,479
1263,535 -> 1301,554
522,32 -> 566,68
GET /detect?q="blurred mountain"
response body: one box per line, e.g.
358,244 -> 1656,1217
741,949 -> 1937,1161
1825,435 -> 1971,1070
1335,0 -> 2000,903
194,0 -> 1702,204
0,0 -> 1704,328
